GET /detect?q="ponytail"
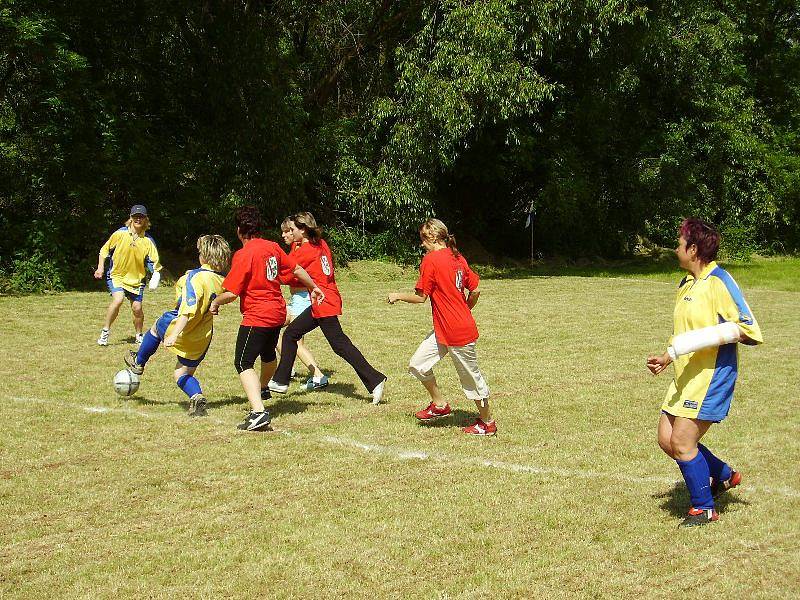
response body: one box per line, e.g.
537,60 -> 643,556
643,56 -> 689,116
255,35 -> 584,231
420,218 -> 460,257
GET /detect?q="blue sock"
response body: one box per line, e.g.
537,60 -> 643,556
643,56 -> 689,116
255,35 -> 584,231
176,374 -> 203,398
676,452 -> 714,510
136,331 -> 161,366
697,443 -> 732,482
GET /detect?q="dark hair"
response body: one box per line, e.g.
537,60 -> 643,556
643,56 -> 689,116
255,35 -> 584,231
235,206 -> 261,238
420,218 -> 460,257
679,218 -> 720,263
290,212 -> 323,244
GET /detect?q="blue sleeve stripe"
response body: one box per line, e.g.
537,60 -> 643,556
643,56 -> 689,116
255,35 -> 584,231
710,267 -> 754,325
184,268 -> 205,307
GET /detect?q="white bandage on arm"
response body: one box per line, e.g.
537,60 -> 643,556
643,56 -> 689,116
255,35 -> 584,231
148,270 -> 161,290
667,321 -> 741,361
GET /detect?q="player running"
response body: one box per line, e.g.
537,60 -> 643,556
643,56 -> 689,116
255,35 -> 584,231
209,206 -> 323,432
647,218 -> 763,527
94,205 -> 162,346
267,212 -> 387,404
123,235 -> 231,417
387,218 -> 494,436
279,217 -> 328,389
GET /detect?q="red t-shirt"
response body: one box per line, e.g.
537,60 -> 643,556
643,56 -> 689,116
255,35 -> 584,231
292,239 -> 342,318
223,238 -> 297,327
279,242 -> 304,288
415,248 -> 479,346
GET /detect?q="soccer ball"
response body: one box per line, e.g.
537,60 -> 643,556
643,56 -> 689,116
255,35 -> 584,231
113,369 -> 140,396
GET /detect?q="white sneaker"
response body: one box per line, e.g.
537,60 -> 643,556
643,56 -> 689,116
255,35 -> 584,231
371,378 -> 386,405
267,379 -> 288,394
97,329 -> 110,346
135,333 -> 144,344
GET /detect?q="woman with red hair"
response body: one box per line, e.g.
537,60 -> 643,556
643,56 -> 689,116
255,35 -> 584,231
647,218 -> 763,526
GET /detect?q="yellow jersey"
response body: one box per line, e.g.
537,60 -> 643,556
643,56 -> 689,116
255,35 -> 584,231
165,265 -> 225,360
100,227 -> 162,294
662,261 -> 763,421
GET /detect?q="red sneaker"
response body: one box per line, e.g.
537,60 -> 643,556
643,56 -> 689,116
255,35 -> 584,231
463,419 -> 497,436
415,402 -> 451,421
711,470 -> 742,498
679,507 -> 719,527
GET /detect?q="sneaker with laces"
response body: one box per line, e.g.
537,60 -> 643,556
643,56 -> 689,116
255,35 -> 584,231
135,333 -> 144,345
415,402 -> 451,421
188,394 -> 207,417
123,350 -> 145,375
679,507 -> 719,527
463,419 -> 497,436
304,374 -> 330,391
711,470 -> 742,499
237,411 -> 272,432
260,387 -> 272,401
371,378 -> 387,405
97,328 -> 110,346
267,379 -> 288,394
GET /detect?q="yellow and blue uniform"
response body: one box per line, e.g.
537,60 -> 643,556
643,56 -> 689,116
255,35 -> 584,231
155,265 -> 224,366
662,261 -> 763,422
100,227 -> 162,301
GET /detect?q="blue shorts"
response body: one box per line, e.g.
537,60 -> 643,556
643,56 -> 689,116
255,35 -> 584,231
287,290 -> 311,318
155,310 -> 208,367
106,277 -> 144,302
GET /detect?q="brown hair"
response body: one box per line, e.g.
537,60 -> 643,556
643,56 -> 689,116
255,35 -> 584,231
290,212 -> 323,244
235,206 -> 262,238
420,218 -> 460,257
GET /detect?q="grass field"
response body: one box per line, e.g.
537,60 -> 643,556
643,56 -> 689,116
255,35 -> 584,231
2,259 -> 799,598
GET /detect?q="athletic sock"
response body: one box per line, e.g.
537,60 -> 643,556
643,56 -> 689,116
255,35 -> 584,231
176,374 -> 203,398
136,331 -> 161,366
697,443 -> 732,482
676,452 -> 714,510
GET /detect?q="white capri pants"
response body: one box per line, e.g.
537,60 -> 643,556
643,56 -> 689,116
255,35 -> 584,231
408,331 -> 490,401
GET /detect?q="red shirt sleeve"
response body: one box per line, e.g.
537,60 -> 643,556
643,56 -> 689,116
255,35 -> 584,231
463,262 -> 479,292
415,255 -> 435,296
277,247 -> 297,280
223,249 -> 250,296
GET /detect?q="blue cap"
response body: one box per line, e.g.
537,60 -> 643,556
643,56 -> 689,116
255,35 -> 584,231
130,204 -> 148,216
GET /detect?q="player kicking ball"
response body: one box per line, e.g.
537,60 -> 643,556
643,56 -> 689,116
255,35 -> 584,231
647,218 -> 762,527
388,218 -> 495,436
123,235 -> 232,417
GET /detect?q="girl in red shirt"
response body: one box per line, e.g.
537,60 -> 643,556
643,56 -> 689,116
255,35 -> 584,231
267,212 -> 386,404
388,219 -> 495,435
210,206 -> 322,432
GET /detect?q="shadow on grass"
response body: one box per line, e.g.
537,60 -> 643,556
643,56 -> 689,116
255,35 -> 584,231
652,482 -> 751,518
416,408 -> 479,430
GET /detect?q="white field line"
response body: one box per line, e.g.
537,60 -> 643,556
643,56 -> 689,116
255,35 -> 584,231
5,395 -> 800,499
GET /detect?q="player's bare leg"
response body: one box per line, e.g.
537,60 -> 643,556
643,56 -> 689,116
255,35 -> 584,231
131,299 -> 144,337
260,359 -> 277,390
473,398 -> 491,423
103,291 -> 126,330
240,368 -> 266,413
421,376 -> 446,407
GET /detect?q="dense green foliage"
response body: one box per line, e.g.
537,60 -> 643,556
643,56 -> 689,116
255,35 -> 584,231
2,0 -> 798,289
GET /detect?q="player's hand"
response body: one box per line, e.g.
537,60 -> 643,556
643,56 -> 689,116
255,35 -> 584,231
311,286 -> 325,305
164,334 -> 178,347
387,293 -> 399,304
646,352 -> 672,376
93,268 -> 103,279
209,301 -> 220,315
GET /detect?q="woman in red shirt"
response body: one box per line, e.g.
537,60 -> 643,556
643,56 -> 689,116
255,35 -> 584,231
388,218 -> 495,435
211,206 -> 322,432
267,212 -> 387,404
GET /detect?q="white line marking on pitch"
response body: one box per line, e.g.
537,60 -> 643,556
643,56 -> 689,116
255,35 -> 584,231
5,395 -> 799,499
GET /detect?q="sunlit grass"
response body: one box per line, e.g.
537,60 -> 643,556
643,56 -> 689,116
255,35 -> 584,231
1,263 -> 798,598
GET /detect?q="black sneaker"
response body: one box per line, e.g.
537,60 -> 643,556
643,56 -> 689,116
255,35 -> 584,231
260,387 -> 272,401
123,350 -> 144,375
188,394 -> 207,417
237,411 -> 272,432
679,508 -> 719,527
711,470 -> 742,499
